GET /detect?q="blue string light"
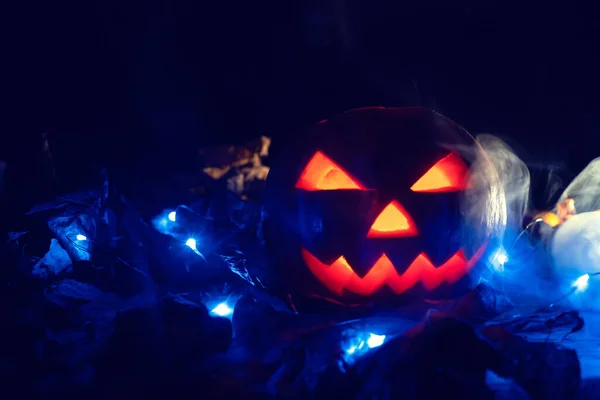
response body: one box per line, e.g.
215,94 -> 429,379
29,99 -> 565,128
342,331 -> 387,365
211,302 -> 234,317
185,238 -> 197,251
491,247 -> 508,272
573,274 -> 590,292
366,333 -> 386,348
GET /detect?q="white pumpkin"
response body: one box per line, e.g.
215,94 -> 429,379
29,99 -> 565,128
551,212 -> 600,277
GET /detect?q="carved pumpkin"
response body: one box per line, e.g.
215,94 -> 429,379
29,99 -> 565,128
262,107 -> 506,310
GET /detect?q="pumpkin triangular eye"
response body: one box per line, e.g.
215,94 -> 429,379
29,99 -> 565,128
410,153 -> 470,193
296,151 -> 366,191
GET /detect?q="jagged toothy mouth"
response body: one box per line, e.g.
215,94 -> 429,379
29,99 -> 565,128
300,245 -> 487,296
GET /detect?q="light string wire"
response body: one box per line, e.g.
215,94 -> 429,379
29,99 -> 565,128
505,218 -> 596,311
64,232 -> 149,278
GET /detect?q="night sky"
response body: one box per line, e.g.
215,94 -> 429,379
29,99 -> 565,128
4,1 -> 600,197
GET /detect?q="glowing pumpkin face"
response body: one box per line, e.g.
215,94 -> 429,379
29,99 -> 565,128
262,107 -> 505,310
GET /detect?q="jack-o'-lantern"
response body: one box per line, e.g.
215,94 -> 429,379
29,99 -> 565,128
262,107 -> 506,311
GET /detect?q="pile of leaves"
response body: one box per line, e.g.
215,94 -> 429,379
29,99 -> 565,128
0,137 -> 271,396
0,136 -> 586,399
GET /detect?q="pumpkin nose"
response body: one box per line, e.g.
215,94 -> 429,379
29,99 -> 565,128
367,201 -> 418,238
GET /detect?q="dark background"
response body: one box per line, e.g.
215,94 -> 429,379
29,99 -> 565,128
3,1 -> 599,209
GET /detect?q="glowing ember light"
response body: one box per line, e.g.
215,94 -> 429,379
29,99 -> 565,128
573,274 -> 590,292
211,302 -> 233,317
168,211 -> 177,222
185,238 -> 197,251
76,234 -> 87,241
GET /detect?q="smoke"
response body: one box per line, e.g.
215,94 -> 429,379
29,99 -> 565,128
459,134 -> 558,304
455,138 -> 506,250
475,134 -> 531,238
449,132 -> 532,259
471,139 -> 600,305
556,157 -> 600,214
435,115 -> 600,303
444,128 -> 600,305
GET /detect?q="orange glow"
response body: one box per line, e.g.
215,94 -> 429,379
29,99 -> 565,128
367,201 -> 418,238
410,153 -> 470,193
295,151 -> 366,191
535,211 -> 562,227
301,245 -> 486,296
